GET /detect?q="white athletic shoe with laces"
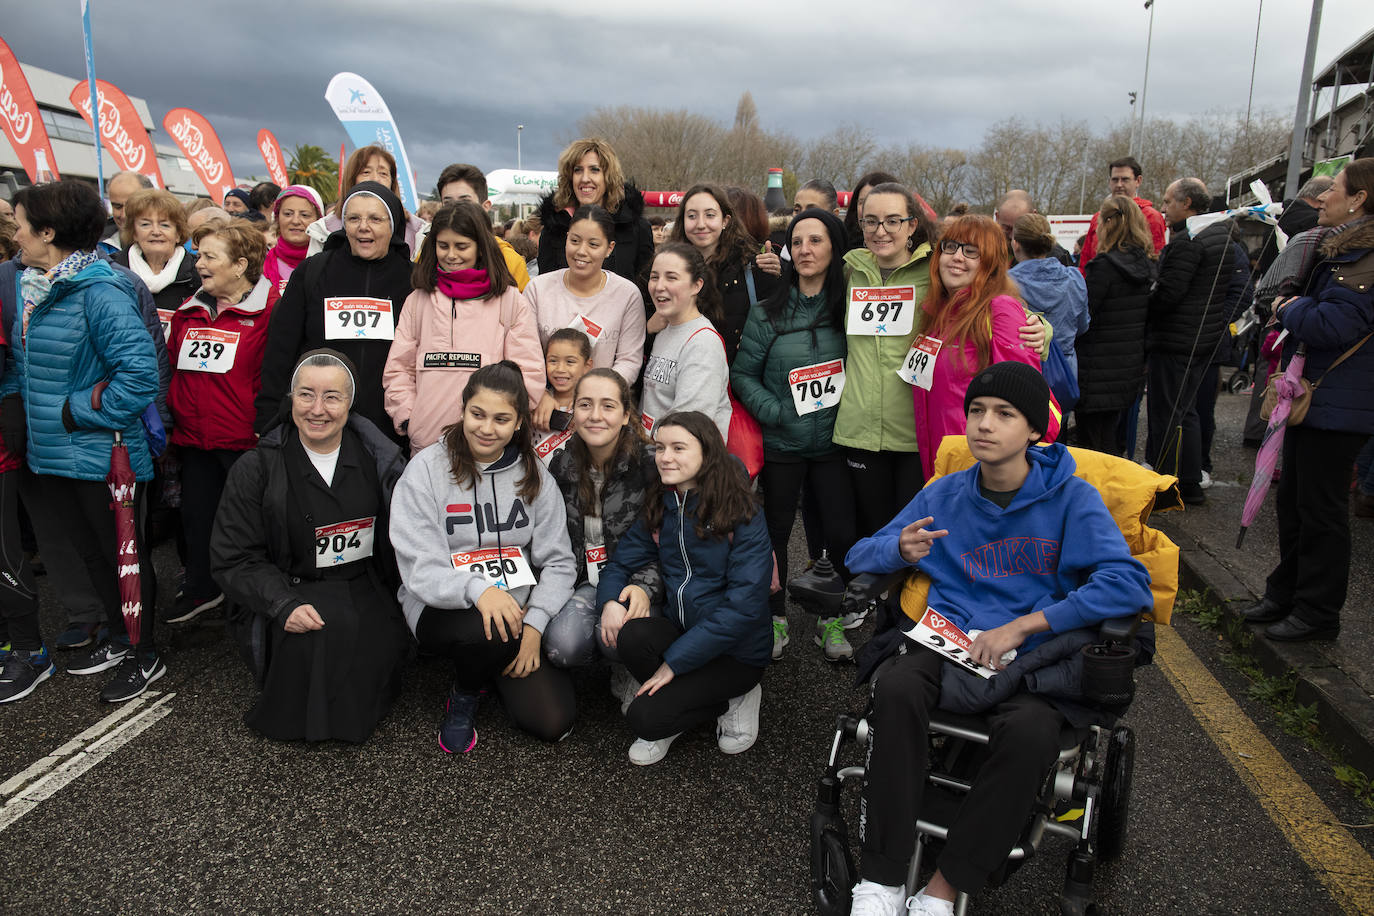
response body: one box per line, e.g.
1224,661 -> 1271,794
716,683 -> 761,754
628,733 -> 679,766
906,888 -> 956,916
849,880 -> 907,916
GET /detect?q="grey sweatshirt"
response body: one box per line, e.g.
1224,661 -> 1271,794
639,314 -> 731,440
390,441 -> 575,634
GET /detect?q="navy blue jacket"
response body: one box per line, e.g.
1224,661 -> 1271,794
596,488 -> 772,674
1278,216 -> 1374,435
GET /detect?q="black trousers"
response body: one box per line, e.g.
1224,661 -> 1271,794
1265,425 -> 1366,629
1145,351 -> 1205,487
1195,364 -> 1220,473
0,470 -> 41,650
180,447 -> 243,600
761,455 -> 856,617
1074,410 -> 1125,456
415,606 -> 575,742
618,616 -> 764,741
859,649 -> 1065,892
22,473 -> 157,650
845,448 -> 924,541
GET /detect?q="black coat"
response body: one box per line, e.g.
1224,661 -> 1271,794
110,247 -> 199,314
716,258 -> 780,366
212,414 -> 407,684
536,184 -> 654,283
1078,247 -> 1156,412
254,182 -> 413,443
1148,219 -> 1234,357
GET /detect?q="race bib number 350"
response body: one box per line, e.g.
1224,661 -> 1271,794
177,327 -> 241,374
903,607 -> 995,679
325,297 -> 395,341
450,546 -> 536,590
789,359 -> 845,416
315,517 -> 376,568
847,286 -> 916,337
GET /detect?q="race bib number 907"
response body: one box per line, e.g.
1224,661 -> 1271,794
325,297 -> 395,341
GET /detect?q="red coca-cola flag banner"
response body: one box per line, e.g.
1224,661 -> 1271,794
162,107 -> 234,201
257,128 -> 288,187
69,79 -> 163,188
641,191 -> 684,209
0,36 -> 60,183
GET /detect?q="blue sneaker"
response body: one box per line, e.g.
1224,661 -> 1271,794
438,684 -> 483,754
0,646 -> 56,704
0,641 -> 10,662
56,622 -> 108,651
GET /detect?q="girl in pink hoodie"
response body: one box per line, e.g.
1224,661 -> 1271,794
911,216 -> 1053,478
383,202 -> 545,454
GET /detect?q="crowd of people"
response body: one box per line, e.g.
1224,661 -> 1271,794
0,137 -> 1370,914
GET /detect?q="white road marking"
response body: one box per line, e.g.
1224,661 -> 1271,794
0,690 -> 175,833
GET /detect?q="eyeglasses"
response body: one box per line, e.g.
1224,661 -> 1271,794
344,214 -> 389,228
939,239 -> 981,260
293,390 -> 348,409
858,216 -> 915,234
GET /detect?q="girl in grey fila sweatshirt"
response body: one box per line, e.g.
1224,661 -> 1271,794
389,361 -> 577,751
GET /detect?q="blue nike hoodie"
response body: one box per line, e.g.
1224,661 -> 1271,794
845,442 -> 1152,650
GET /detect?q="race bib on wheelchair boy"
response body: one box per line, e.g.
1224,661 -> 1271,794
324,297 -> 395,341
901,607 -> 995,679
450,546 -> 536,590
847,286 -> 915,337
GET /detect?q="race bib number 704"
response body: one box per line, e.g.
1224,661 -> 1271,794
903,607 -> 995,679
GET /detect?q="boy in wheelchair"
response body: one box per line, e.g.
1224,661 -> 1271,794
842,362 -> 1154,916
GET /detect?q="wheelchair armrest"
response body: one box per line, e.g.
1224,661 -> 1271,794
1096,614 -> 1141,647
842,570 -> 909,611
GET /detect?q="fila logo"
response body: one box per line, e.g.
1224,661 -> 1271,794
445,501 -> 530,536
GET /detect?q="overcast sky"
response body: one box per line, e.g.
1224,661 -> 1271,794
5,0 -> 1373,190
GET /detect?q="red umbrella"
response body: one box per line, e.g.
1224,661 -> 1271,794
1236,346 -> 1306,548
106,431 -> 143,649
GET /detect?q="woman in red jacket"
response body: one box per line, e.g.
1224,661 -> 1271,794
166,221 -> 275,624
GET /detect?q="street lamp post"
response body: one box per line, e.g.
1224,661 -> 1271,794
1138,0 -> 1156,168
517,125 -> 523,171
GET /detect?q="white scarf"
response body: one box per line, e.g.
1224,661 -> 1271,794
128,244 -> 185,294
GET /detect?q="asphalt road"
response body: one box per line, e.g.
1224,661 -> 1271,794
2,441 -> 1370,914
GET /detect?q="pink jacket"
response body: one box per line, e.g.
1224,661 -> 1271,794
383,286 -> 545,454
912,294 -> 1048,478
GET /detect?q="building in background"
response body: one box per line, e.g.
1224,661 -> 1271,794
0,60 -> 222,202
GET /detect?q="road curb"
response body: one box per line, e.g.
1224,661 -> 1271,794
1177,547 -> 1374,776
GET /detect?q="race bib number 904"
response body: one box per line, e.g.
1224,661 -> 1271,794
903,607 -> 995,679
847,286 -> 915,337
325,297 -> 395,341
314,517 -> 376,568
450,546 -> 536,590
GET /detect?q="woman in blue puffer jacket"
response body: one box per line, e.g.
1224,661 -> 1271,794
595,410 -> 772,767
7,180 -> 161,704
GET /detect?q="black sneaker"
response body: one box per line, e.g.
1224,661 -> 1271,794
67,639 -> 132,676
0,646 -> 56,703
99,652 -> 166,703
438,684 -> 484,754
166,591 -> 225,624
56,622 -> 108,650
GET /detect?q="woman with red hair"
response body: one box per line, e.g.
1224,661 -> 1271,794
912,215 -> 1053,478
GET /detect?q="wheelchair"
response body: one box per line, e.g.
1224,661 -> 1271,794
789,440 -> 1179,916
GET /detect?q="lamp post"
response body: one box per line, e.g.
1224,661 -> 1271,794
517,124 -> 523,171
1137,0 -> 1155,168
1128,91 -> 1138,156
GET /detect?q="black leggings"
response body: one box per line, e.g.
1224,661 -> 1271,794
859,649 -> 1066,892
415,606 -> 575,742
23,472 -> 156,650
845,448 -> 924,541
179,447 -> 242,599
760,455 -> 856,617
0,470 -> 40,650
618,616 -> 764,741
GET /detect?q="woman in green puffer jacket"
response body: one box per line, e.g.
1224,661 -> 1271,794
732,209 -> 857,662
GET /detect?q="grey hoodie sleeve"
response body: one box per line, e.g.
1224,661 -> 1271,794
390,451 -> 494,618
521,464 -> 576,634
671,326 -> 732,440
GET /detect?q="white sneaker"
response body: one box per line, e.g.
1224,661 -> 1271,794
771,617 -> 790,660
815,617 -> 854,662
717,683 -> 762,754
1199,469 -> 1213,489
628,733 -> 679,766
849,880 -> 907,916
906,889 -> 955,916
609,664 -> 640,715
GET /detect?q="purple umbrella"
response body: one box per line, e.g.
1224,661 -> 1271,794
1236,346 -> 1306,548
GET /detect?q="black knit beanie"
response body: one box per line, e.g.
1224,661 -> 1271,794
963,361 -> 1051,436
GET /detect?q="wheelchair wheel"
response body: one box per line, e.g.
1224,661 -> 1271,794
810,828 -> 855,916
1227,370 -> 1251,394
1096,725 -> 1135,861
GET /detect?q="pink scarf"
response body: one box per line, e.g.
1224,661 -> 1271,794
263,237 -> 310,295
437,268 -> 491,300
